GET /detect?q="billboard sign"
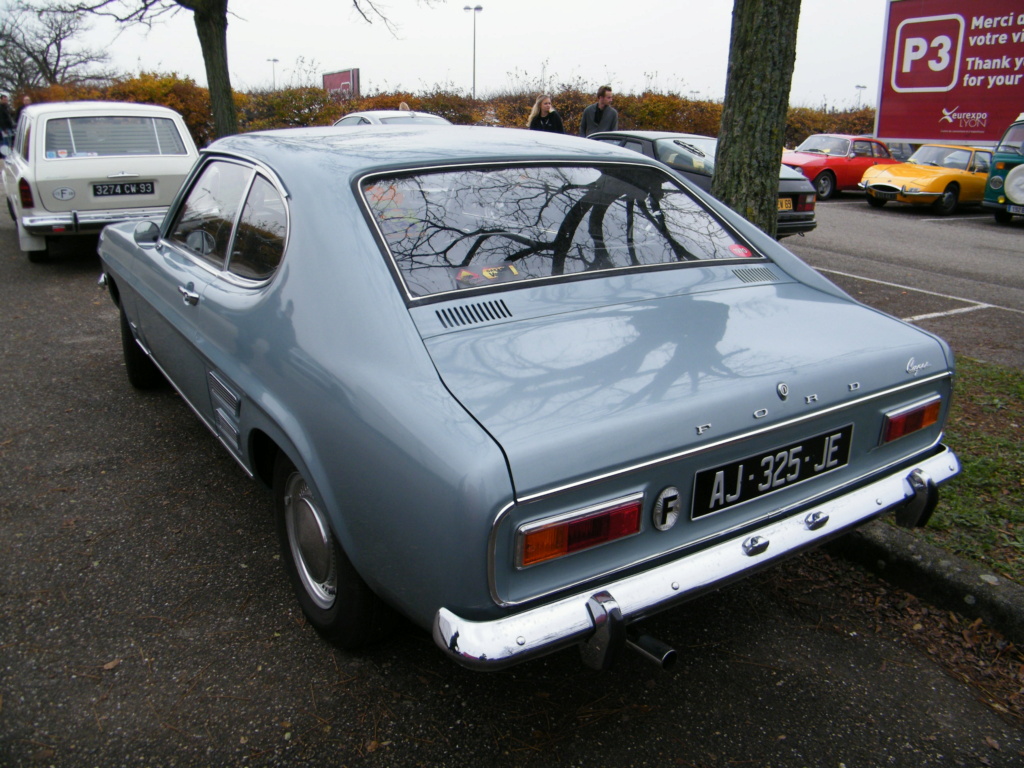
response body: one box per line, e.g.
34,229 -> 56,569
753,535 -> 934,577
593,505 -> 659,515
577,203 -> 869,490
876,0 -> 1024,144
323,68 -> 361,98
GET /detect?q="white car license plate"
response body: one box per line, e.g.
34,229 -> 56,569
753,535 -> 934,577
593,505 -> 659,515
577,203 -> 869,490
93,182 -> 155,197
1008,204 -> 1024,215
692,425 -> 853,518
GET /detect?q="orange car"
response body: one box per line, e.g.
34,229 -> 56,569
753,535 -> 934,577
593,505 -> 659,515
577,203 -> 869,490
859,144 -> 993,215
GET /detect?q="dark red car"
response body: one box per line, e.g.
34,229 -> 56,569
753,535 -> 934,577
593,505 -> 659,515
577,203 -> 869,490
782,134 -> 899,199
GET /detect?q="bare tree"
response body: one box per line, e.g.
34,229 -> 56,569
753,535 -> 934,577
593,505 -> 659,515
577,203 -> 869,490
711,0 -> 801,239
0,1 -> 112,94
52,0 -> 399,139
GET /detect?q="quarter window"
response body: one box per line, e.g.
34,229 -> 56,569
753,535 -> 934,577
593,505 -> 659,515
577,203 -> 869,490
228,175 -> 287,280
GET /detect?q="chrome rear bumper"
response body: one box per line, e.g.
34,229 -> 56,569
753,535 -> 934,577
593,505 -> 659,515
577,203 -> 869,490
433,445 -> 960,670
22,206 -> 168,235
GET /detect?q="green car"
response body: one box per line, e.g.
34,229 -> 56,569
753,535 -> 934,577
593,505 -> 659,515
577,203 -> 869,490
983,112 -> 1024,225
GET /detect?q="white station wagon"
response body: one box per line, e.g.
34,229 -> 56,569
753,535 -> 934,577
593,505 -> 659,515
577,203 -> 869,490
2,101 -> 198,262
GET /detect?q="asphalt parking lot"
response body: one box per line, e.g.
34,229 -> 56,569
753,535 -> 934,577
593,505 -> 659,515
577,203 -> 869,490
2,203 -> 1023,768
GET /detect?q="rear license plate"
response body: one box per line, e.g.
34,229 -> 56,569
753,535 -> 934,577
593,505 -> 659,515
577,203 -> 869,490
692,425 -> 853,519
1009,204 -> 1024,215
777,197 -> 793,211
871,190 -> 897,200
93,181 -> 155,197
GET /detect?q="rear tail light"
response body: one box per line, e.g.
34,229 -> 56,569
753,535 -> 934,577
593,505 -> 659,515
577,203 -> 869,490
18,178 -> 34,208
517,494 -> 643,568
881,397 -> 941,444
796,193 -> 816,212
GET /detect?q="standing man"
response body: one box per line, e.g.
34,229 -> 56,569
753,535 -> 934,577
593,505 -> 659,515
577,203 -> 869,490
579,85 -> 618,137
0,95 -> 16,146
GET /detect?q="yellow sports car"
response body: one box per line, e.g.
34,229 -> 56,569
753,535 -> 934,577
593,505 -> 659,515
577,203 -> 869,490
859,144 -> 993,215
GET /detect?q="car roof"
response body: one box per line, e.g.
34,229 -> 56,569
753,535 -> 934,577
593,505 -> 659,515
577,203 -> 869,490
206,126 -> 657,176
590,130 -> 714,142
916,143 -> 988,151
19,101 -> 184,118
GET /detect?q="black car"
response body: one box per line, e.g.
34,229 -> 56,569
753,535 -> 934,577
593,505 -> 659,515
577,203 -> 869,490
591,131 -> 817,238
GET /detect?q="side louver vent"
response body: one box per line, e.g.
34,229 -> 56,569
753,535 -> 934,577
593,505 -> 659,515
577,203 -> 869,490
733,266 -> 780,284
436,299 -> 513,329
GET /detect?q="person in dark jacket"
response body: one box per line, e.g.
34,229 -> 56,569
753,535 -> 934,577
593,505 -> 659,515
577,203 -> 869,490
579,85 -> 617,137
0,95 -> 16,145
527,94 -> 564,134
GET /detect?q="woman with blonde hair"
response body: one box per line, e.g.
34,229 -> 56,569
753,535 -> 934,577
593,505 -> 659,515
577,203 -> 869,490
527,94 -> 564,134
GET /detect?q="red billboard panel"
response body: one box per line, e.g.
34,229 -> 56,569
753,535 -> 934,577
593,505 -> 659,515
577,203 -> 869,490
876,0 -> 1024,144
323,68 -> 361,98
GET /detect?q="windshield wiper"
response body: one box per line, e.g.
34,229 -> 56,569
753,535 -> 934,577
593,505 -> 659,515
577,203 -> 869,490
672,140 -> 706,157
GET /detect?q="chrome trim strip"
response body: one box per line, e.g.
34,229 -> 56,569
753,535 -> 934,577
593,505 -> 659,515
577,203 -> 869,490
437,446 -> 959,670
517,371 -> 952,504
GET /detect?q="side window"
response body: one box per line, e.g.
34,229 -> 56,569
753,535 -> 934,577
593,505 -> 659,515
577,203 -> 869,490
972,152 -> 991,174
336,116 -> 363,126
19,124 -> 31,161
169,160 -> 252,267
852,141 -> 872,157
622,140 -> 646,156
228,175 -> 287,280
873,143 -> 891,159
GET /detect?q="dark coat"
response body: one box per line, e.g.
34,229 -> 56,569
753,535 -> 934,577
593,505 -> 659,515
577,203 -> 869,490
529,111 -> 565,134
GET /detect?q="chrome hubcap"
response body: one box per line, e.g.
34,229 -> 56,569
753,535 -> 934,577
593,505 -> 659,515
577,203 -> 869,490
284,472 -> 337,610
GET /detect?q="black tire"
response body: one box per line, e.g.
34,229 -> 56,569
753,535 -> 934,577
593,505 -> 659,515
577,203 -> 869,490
6,196 -> 15,222
274,454 -> 394,649
813,171 -> 836,200
25,236 -> 53,264
119,306 -> 163,389
866,195 -> 887,208
932,184 -> 959,216
994,209 -> 1013,224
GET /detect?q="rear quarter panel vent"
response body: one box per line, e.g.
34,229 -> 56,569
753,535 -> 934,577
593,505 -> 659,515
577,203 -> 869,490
436,299 -> 513,329
733,266 -> 780,284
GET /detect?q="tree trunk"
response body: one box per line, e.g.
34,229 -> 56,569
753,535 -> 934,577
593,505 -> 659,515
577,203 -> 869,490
711,0 -> 801,239
190,0 -> 237,138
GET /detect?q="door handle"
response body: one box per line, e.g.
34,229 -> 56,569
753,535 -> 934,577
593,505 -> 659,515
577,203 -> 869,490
178,284 -> 200,306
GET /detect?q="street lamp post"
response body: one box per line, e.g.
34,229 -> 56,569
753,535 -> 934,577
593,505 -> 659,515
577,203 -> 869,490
268,58 -> 280,90
855,84 -> 867,108
463,5 -> 482,99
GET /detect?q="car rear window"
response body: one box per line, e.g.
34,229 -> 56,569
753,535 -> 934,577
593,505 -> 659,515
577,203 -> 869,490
44,115 -> 188,158
362,164 -> 755,299
378,115 -> 450,125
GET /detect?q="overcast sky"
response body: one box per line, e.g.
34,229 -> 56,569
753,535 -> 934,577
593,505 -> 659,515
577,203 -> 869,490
85,0 -> 889,109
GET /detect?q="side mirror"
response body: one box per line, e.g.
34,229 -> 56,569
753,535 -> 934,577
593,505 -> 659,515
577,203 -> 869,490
133,220 -> 160,248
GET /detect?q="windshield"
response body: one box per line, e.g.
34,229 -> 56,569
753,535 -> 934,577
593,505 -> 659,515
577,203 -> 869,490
654,137 -> 718,176
996,124 -> 1024,155
362,164 -> 755,299
795,135 -> 850,155
907,145 -> 973,169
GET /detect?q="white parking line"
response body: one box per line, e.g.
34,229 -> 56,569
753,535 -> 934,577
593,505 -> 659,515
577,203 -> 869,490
902,305 -> 989,322
816,267 -> 1024,317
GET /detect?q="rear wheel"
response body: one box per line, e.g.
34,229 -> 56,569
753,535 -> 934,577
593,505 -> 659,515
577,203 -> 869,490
813,171 -> 836,200
866,195 -> 887,208
274,454 -> 394,649
119,306 -> 163,389
932,184 -> 959,216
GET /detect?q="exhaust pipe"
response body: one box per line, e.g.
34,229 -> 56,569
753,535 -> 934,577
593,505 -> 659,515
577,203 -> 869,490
626,634 -> 677,671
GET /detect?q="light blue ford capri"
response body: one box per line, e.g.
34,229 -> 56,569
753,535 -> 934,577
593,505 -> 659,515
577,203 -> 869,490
98,126 -> 960,670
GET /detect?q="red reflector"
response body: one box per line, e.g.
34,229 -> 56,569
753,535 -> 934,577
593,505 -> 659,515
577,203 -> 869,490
882,399 -> 941,444
519,498 -> 643,567
18,178 -> 34,208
